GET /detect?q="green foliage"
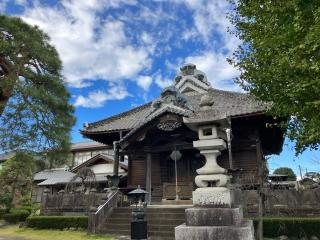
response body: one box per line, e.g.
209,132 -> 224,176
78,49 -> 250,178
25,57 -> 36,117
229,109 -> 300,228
26,216 -> 88,230
253,217 -> 320,238
0,152 -> 36,205
21,203 -> 41,216
0,208 -> 8,219
0,16 -> 75,163
273,167 -> 297,181
229,0 -> 320,153
3,208 -> 30,223
0,193 -> 12,210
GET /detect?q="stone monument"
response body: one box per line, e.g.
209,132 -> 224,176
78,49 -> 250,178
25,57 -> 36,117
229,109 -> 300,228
175,124 -> 254,240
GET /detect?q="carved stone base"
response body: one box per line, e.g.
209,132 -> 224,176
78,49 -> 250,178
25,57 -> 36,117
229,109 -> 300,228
175,207 -> 254,240
192,187 -> 233,207
175,221 -> 254,240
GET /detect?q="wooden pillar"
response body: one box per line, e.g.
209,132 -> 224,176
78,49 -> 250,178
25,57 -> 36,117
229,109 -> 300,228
146,152 -> 152,204
256,139 -> 265,240
113,141 -> 119,176
119,131 -> 125,162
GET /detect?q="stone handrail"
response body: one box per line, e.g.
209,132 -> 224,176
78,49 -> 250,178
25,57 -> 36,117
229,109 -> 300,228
88,190 -> 119,233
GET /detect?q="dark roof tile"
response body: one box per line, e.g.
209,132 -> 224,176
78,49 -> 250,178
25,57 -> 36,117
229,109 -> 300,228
82,88 -> 268,134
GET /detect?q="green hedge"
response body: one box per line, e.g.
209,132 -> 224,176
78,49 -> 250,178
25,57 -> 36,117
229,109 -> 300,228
253,217 -> 320,238
0,209 -> 8,219
3,209 -> 30,223
26,216 -> 88,230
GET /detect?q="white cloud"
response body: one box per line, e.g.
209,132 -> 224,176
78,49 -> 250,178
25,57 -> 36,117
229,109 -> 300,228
20,0 -> 150,89
15,0 -> 27,6
185,52 -> 240,91
74,84 -> 129,108
74,91 -> 109,108
136,76 -> 153,91
155,74 -> 173,89
0,0 -> 9,13
14,0 -> 242,107
184,0 -> 241,53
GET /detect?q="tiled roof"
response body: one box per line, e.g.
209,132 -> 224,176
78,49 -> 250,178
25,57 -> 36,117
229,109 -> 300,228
71,154 -> 128,172
82,103 -> 152,134
35,169 -> 75,186
183,89 -> 268,124
71,141 -> 109,151
82,88 -> 268,134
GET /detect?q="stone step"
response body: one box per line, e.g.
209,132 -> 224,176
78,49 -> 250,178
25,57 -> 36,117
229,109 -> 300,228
149,230 -> 175,237
104,223 -> 130,230
107,213 -> 185,220
101,228 -> 130,235
104,223 -> 182,232
147,213 -> 185,219
147,219 -> 185,225
107,218 -> 184,226
100,207 -> 187,239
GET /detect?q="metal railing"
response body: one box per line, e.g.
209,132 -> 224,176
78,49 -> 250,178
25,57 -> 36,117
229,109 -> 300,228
88,190 -> 119,233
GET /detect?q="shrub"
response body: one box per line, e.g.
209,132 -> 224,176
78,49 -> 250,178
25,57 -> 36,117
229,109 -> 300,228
26,216 -> 88,230
17,204 -> 40,215
0,193 -> 12,210
253,217 -> 320,238
3,209 -> 30,223
0,208 -> 8,219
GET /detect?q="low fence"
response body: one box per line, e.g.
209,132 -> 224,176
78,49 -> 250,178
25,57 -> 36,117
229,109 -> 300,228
41,188 -> 320,217
235,188 -> 320,217
41,191 -> 106,215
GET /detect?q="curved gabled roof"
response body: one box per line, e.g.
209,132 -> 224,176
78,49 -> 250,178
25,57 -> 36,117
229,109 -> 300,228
81,88 -> 268,136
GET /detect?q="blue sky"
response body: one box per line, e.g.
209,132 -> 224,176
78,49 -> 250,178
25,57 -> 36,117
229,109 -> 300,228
2,0 -> 319,176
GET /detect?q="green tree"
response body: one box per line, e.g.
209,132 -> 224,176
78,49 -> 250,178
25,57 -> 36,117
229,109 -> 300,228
0,152 -> 36,206
0,16 -> 75,164
229,0 -> 320,153
273,167 -> 297,181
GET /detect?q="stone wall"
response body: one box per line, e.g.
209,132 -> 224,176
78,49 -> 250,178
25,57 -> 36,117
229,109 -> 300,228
235,188 -> 320,217
41,192 -> 105,215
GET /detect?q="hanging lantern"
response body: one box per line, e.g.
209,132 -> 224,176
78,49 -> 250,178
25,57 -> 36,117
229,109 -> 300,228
170,150 -> 182,161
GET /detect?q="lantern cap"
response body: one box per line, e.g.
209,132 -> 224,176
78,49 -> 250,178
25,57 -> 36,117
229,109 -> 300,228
128,185 -> 148,195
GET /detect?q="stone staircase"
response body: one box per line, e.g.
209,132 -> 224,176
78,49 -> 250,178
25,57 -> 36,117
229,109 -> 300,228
101,207 -> 187,240
151,186 -> 163,203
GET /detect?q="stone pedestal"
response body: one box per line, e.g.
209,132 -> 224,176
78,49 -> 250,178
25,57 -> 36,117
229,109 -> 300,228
192,187 -> 233,207
175,208 -> 254,240
175,124 -> 254,240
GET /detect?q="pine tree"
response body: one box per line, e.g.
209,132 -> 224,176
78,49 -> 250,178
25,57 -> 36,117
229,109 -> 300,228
0,16 -> 75,163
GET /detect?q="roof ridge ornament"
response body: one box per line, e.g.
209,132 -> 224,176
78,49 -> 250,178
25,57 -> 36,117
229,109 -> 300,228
149,86 -> 193,116
174,63 -> 211,94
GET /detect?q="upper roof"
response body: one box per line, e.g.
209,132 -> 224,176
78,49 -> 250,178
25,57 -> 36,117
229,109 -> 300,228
81,64 -> 269,143
82,89 -> 267,135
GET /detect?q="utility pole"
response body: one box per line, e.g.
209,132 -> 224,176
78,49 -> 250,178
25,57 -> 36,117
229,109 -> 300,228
299,165 -> 303,180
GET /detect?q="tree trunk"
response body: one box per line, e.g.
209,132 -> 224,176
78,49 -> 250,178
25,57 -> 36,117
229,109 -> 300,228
0,55 -> 15,116
0,89 -> 11,116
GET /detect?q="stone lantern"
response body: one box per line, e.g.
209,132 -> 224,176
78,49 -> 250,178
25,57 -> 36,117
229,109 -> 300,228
175,122 -> 255,240
128,186 -> 148,240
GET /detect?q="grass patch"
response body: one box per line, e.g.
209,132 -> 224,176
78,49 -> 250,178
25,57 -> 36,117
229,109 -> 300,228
0,225 -> 115,240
